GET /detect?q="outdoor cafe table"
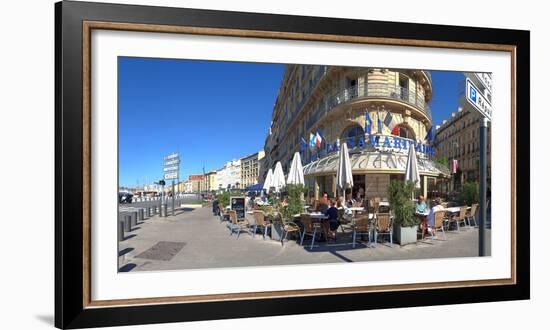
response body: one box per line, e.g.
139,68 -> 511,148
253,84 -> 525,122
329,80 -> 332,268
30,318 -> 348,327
444,206 -> 471,214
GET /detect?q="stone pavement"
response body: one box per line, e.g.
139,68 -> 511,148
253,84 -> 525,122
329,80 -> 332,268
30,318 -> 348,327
118,206 -> 491,272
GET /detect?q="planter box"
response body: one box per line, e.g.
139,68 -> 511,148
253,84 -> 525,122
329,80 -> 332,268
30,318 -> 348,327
393,225 -> 418,246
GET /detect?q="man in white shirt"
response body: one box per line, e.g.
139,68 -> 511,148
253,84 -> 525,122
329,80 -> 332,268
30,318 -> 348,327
427,197 -> 445,229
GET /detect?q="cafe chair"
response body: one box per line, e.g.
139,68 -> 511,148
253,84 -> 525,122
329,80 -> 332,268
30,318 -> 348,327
374,213 -> 393,247
338,208 -> 352,233
300,213 -> 321,250
218,204 -> 228,222
448,207 -> 468,232
430,210 -> 447,240
280,214 -> 302,246
351,214 -> 372,248
466,204 -> 478,227
228,210 -> 249,239
253,210 -> 271,240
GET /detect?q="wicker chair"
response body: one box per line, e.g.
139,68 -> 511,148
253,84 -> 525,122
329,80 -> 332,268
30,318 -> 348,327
299,213 -> 321,250
466,204 -> 478,227
252,210 -> 271,240
280,214 -> 301,246
374,213 -> 393,246
448,207 -> 468,232
351,214 -> 372,248
430,210 -> 447,240
338,208 -> 352,233
228,210 -> 249,238
218,204 -> 228,222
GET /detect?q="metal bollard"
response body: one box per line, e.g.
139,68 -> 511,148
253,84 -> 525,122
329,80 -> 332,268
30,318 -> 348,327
146,207 -> 151,218
124,215 -> 132,232
118,220 -> 125,241
131,211 -> 138,227
160,204 -> 167,217
138,208 -> 144,222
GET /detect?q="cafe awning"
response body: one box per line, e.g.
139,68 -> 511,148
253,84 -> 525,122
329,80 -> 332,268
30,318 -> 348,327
303,150 -> 451,177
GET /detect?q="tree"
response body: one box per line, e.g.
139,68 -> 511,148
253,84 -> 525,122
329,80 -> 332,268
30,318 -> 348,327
435,156 -> 448,167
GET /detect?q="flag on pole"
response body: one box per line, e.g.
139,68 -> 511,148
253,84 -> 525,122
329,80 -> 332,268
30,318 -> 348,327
377,111 -> 383,134
309,131 -> 316,148
300,137 -> 308,151
383,112 -> 396,132
315,129 -> 323,149
365,111 -> 372,135
424,126 -> 434,144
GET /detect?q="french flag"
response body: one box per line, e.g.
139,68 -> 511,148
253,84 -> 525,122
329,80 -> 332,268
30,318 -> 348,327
384,112 -> 396,132
315,129 -> 323,149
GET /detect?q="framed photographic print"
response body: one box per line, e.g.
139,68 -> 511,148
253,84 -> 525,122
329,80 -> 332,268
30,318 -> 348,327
55,0 -> 530,328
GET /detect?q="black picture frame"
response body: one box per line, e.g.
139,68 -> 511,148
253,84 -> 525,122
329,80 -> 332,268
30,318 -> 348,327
55,0 -> 530,328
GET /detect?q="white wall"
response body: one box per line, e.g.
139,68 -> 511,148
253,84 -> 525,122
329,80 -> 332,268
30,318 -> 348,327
0,0 -> 546,329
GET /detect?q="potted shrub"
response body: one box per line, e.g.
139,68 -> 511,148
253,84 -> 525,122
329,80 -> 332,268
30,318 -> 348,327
387,180 -> 419,245
275,184 -> 305,241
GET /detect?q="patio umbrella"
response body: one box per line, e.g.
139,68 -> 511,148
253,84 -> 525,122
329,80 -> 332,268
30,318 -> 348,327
272,161 -> 286,193
287,152 -> 305,185
336,142 -> 354,196
263,168 -> 274,192
405,143 -> 421,190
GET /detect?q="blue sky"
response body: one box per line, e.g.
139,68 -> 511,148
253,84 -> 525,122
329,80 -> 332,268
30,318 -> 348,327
119,57 -> 463,187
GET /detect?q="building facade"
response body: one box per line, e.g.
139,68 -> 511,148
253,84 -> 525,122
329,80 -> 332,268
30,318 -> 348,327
188,174 -> 205,193
200,171 -> 217,192
240,151 -> 265,188
216,160 -> 241,190
262,65 -> 449,199
434,107 -> 491,189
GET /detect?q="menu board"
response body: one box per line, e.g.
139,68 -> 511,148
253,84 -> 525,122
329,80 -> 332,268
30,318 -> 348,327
230,196 -> 246,220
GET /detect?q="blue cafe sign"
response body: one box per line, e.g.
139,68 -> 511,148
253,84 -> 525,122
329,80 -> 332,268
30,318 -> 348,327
306,134 -> 435,164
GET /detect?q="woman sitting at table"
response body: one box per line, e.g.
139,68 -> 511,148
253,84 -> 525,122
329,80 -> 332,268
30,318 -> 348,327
416,195 -> 428,237
416,195 -> 428,214
427,197 -> 445,234
318,192 -> 330,213
324,199 -> 339,240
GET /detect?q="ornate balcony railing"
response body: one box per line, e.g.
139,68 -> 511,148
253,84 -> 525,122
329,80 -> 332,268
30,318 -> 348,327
327,82 -> 432,119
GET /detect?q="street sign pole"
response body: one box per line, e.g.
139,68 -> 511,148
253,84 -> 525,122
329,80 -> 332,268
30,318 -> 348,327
479,117 -> 488,256
172,180 -> 175,216
465,77 -> 492,257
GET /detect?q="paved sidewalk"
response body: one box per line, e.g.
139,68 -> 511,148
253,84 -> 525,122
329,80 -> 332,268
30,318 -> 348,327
118,206 -> 491,272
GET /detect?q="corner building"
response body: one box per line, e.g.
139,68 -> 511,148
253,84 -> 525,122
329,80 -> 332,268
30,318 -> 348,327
262,65 -> 450,199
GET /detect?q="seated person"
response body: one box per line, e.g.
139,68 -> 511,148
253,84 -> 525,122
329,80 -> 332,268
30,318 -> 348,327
324,199 -> 340,239
415,195 -> 428,236
427,197 -> 445,232
416,195 -> 428,214
318,192 -> 330,213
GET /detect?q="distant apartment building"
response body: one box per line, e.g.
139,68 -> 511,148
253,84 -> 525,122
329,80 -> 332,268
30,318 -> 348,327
240,151 -> 265,188
434,107 -> 491,187
216,160 -> 241,190
202,171 -> 217,192
188,174 -> 205,193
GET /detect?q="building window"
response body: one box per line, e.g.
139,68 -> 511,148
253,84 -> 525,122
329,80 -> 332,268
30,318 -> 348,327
341,125 -> 364,148
391,124 -> 415,140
